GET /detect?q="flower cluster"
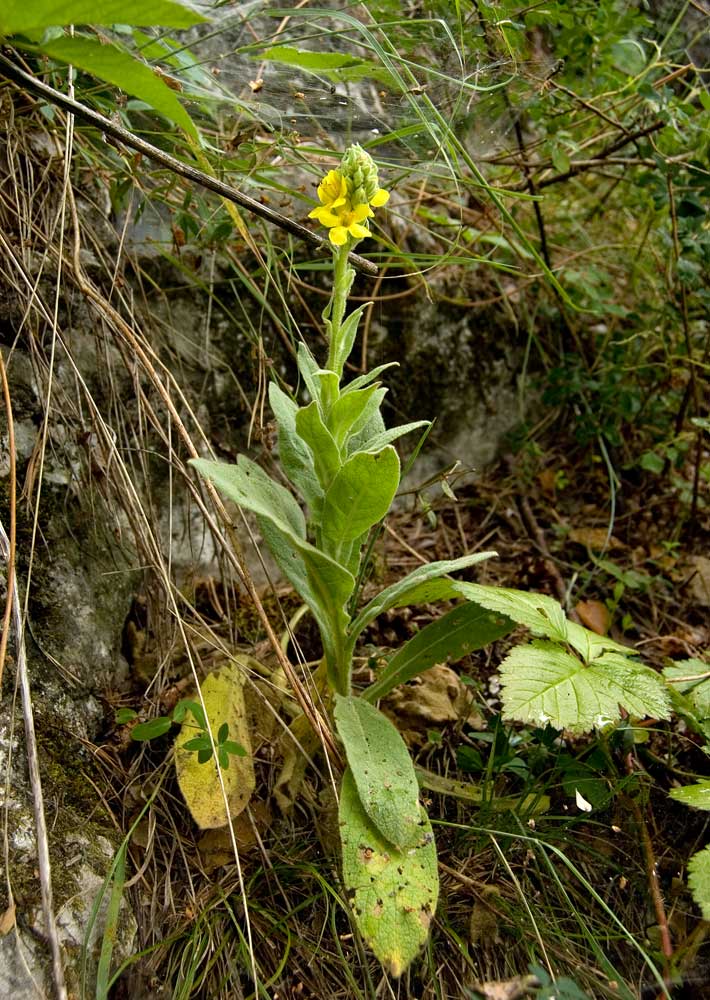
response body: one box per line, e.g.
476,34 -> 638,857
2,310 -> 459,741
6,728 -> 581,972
309,145 -> 389,247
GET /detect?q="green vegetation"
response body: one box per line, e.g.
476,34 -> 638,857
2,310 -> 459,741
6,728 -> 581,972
1,0 -> 708,997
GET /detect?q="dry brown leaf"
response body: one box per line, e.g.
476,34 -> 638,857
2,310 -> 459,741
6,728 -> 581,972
568,527 -> 624,551
574,599 -> 611,636
197,801 -> 272,873
474,975 -> 541,999
688,555 -> 710,607
0,901 -> 16,935
382,664 -> 484,745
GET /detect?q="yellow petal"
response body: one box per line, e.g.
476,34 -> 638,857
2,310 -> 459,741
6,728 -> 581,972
370,188 -> 390,207
348,223 -> 370,239
310,206 -> 341,226
329,226 -> 348,246
351,203 -> 372,223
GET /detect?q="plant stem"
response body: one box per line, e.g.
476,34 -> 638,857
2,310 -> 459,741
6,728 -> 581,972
327,245 -> 351,374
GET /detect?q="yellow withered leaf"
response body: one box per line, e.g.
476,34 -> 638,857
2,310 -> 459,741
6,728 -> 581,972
175,660 -> 255,829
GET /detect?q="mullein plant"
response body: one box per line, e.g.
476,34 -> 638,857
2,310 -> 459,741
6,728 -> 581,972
190,144 -> 672,974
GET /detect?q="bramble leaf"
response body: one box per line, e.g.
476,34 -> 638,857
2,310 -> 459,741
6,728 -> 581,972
688,845 -> 710,920
452,582 -> 569,643
499,641 -> 671,733
339,768 -> 438,977
669,779 -> 710,811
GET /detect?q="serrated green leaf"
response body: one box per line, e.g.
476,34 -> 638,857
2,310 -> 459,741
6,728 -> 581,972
191,456 -> 306,540
339,768 -> 438,977
688,845 -> 710,919
334,696 -> 421,849
175,661 -> 254,829
669,779 -> 710,811
38,36 -> 198,138
452,583 -> 569,643
295,401 -> 341,491
348,552 -> 497,642
564,620 -> 637,661
322,447 -> 399,563
269,383 -> 323,515
499,641 -> 671,733
364,601 -> 513,702
131,716 -> 172,741
0,0 -> 206,34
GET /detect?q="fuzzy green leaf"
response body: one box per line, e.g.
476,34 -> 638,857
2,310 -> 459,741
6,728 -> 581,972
349,420 -> 430,457
339,768 -> 438,977
0,0 -> 206,34
332,303 -> 369,376
364,601 -> 513,703
268,383 -> 323,515
499,641 -> 671,733
328,384 -> 383,450
688,845 -> 710,920
295,401 -> 341,491
669,779 -> 710,811
191,456 -> 306,540
38,36 -> 197,138
348,552 -> 497,642
334,695 -> 421,849
452,583 -> 569,643
343,363 -> 399,394
322,447 -> 399,562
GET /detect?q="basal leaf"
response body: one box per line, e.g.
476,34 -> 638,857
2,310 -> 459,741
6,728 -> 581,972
688,844 -> 710,920
339,768 -> 438,977
0,0 -> 206,34
191,455 -> 306,540
268,383 -> 323,514
348,552 -> 497,643
334,695 -> 421,849
295,401 -> 341,491
175,661 -> 255,829
669,779 -> 710,811
322,447 -> 399,562
364,601 -> 513,703
38,36 -> 197,138
452,583 -> 569,643
499,641 -> 671,733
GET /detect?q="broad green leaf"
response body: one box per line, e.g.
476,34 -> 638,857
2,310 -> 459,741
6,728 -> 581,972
364,601 -> 513,703
329,384 -> 383,450
191,456 -> 306,540
334,695 -> 421,849
296,401 -> 341,491
348,552 -> 497,642
565,620 -> 637,661
322,447 -> 400,561
349,420 -> 430,457
175,661 -> 255,829
688,845 -> 710,920
0,0 -> 206,34
339,768 -> 438,977
499,641 -> 671,734
669,780 -> 710,811
38,36 -> 197,138
258,517 -> 353,677
451,582 -> 569,643
268,383 -> 323,514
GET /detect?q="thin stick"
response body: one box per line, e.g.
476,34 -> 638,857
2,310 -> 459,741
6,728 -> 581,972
0,353 -> 15,688
0,520 -> 68,1000
0,52 -> 378,276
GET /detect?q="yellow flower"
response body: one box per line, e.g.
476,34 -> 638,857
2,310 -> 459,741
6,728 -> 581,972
327,203 -> 372,246
308,169 -> 348,225
369,188 -> 390,208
